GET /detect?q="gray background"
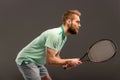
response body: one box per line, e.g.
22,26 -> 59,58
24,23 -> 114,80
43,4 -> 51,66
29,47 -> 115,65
0,0 -> 120,80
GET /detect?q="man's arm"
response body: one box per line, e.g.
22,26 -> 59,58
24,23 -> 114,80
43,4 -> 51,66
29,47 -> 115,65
56,51 -> 61,58
46,47 -> 82,66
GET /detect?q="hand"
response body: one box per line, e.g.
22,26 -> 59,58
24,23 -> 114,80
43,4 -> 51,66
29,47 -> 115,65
64,58 -> 82,70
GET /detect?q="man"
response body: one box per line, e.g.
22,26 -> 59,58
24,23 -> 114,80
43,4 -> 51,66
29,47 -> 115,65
15,9 -> 82,80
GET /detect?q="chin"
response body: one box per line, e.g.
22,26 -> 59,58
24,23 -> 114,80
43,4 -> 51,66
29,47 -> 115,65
68,28 -> 78,34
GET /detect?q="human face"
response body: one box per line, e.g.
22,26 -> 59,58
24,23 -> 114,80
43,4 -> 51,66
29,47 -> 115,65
67,15 -> 81,34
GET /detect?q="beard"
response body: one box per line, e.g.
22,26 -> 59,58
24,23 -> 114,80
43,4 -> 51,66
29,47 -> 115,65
68,23 -> 78,34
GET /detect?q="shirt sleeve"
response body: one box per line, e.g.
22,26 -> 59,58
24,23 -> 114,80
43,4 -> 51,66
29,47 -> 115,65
45,33 -> 58,51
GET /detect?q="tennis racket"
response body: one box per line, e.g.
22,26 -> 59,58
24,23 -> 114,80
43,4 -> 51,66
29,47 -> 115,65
64,39 -> 117,69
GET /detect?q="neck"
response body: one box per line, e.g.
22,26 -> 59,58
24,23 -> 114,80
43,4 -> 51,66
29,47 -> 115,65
62,24 -> 70,35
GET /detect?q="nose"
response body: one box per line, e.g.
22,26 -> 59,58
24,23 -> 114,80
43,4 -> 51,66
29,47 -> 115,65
79,24 -> 81,28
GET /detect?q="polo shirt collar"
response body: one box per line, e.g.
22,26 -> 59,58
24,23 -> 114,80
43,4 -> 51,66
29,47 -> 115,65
60,25 -> 66,40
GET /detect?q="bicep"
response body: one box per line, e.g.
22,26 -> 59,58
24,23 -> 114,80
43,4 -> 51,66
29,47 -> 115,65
46,47 -> 58,64
46,47 -> 60,58
46,47 -> 57,58
46,47 -> 65,65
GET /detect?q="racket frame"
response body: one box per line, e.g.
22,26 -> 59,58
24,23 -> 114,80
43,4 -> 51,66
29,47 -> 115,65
80,39 -> 117,63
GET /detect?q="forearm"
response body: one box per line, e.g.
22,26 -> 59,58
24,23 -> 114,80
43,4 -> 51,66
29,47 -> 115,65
46,57 -> 71,66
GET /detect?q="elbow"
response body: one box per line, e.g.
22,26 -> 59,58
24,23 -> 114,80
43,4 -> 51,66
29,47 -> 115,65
46,60 -> 51,65
46,58 -> 54,65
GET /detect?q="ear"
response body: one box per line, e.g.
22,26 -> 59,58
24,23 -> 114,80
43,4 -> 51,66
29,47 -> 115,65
66,19 -> 71,24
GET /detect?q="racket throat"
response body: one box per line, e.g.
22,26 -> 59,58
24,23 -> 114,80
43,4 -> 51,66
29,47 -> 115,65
81,59 -> 91,63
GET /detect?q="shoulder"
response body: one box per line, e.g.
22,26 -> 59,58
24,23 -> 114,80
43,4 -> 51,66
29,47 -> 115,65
44,27 -> 61,37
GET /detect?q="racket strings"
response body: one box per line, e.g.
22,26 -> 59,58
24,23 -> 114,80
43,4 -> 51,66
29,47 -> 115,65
88,40 -> 116,62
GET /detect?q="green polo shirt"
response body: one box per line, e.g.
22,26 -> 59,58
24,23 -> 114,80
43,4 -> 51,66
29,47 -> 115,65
15,25 -> 67,66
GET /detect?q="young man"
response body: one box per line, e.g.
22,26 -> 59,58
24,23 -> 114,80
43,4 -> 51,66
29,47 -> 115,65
15,10 -> 82,80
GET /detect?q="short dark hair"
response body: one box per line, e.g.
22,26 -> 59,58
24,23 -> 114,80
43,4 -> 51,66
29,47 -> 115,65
62,10 -> 81,25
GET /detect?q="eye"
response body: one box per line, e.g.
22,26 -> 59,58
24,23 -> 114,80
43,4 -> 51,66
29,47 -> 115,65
76,21 -> 80,24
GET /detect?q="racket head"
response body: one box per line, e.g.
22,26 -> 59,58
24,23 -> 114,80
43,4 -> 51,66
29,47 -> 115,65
81,39 -> 117,63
